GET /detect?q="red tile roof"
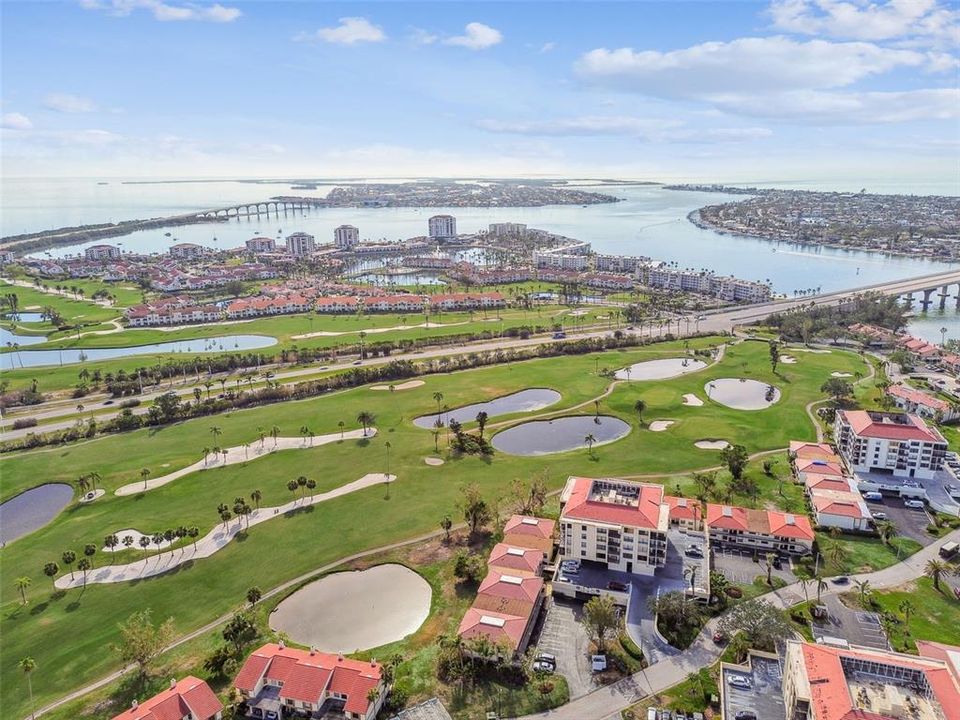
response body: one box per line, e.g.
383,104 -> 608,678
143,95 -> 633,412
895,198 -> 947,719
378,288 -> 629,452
502,515 -> 555,540
810,491 -> 870,519
457,608 -> 528,651
487,543 -> 543,575
111,676 -> 222,720
477,570 -> 543,605
794,458 -> 846,477
804,474 -> 855,493
561,477 -> 668,530
706,504 -> 814,541
839,410 -> 946,443
887,384 -> 951,412
664,495 -> 703,523
790,441 -> 840,461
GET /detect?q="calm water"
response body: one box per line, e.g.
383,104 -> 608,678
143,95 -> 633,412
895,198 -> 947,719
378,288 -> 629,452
0,484 -> 74,545
491,414 -> 630,455
1,327 -> 47,346
413,388 -> 562,429
2,312 -> 45,322
1,334 -> 277,369
4,177 -> 959,339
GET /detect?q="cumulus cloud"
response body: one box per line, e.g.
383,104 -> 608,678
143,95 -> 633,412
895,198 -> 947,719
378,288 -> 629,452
443,22 -> 502,50
301,17 -> 386,44
1,112 -> 33,130
477,115 -> 773,143
769,0 -> 959,46
80,0 -> 241,22
44,93 -> 98,113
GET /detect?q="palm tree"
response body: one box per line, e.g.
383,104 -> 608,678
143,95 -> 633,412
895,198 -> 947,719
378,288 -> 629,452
122,534 -> 134,553
433,391 -> 444,416
826,539 -> 849,570
634,399 -> 647,425
875,520 -> 897,547
357,411 -> 375,436
854,579 -> 872,607
15,576 -> 31,604
140,467 -> 151,491
898,599 -> 915,626
338,420 -> 345,439
83,543 -> 96,569
296,476 -> 308,498
584,434 -> 596,454
103,534 -> 119,564
270,425 -> 280,447
475,411 -> 489,439
209,426 -> 222,448
139,536 -> 151,559
202,447 -> 210,467
684,564 -> 698,594
287,479 -> 299,503
188,526 -> 200,550
925,558 -> 950,591
19,657 -> 36,719
815,574 -> 828,604
152,533 -> 164,558
42,562 -> 59,589
251,489 -> 262,510
441,515 -> 453,542
87,471 -> 101,491
77,558 -> 91,585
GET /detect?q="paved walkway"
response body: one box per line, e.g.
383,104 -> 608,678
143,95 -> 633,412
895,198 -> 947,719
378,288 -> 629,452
57,472 -> 395,589
521,524 -> 960,720
114,428 -> 374,495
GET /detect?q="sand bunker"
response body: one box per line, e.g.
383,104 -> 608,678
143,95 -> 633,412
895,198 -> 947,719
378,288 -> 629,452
371,380 -> 425,391
695,440 -> 730,450
104,529 -> 173,552
270,564 -> 432,652
781,355 -> 797,364
831,372 -> 853,378
706,378 -> 781,410
649,421 -> 675,432
682,394 -> 704,407
615,358 -> 707,381
424,457 -> 445,466
794,348 -> 831,354
78,489 -> 105,504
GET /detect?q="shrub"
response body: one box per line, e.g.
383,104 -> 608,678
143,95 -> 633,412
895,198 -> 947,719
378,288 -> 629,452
11,417 -> 37,429
725,586 -> 743,599
119,398 -> 141,408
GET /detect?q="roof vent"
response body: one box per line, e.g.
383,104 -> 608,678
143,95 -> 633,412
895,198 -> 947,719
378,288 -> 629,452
678,498 -> 687,507
506,548 -> 525,556
502,575 -> 523,585
278,639 -> 285,649
310,646 -> 316,655
521,517 -> 539,526
480,615 -> 506,627
371,658 -> 377,667
169,678 -> 176,690
786,514 -> 796,525
723,506 -> 733,517
338,653 -> 344,662
132,700 -> 139,710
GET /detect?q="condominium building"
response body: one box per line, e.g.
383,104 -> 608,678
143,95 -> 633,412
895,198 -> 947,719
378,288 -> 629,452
834,410 -> 947,479
781,639 -> 960,720
487,543 -> 544,577
245,236 -> 276,253
84,244 -> 121,261
234,643 -> 385,720
558,477 -> 669,575
285,231 -> 316,256
886,384 -> 960,422
334,224 -> 360,250
533,251 -> 588,271
706,504 -> 815,555
111,677 -> 222,720
169,243 -> 206,260
427,215 -> 457,240
502,515 -> 556,556
487,222 -> 527,236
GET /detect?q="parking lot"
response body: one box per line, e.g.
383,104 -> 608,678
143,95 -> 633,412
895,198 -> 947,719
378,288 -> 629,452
810,595 -> 889,650
533,597 -> 596,699
722,655 -> 785,720
868,496 -> 935,545
712,547 -> 796,586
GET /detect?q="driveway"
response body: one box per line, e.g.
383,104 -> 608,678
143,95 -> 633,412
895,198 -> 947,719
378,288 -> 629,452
534,597 -> 596,700
810,594 -> 889,650
722,656 -> 786,720
872,497 -> 935,546
712,548 -> 795,586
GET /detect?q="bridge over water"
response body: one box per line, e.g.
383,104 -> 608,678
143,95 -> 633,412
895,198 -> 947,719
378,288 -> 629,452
193,196 -> 326,219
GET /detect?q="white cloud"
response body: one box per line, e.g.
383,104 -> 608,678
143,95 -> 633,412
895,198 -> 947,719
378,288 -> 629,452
477,115 -> 773,143
540,41 -> 557,53
443,22 -> 502,50
769,0 -> 959,46
44,93 -> 98,113
304,17 -> 386,45
408,27 -> 438,45
1,112 -> 33,130
80,0 -> 241,22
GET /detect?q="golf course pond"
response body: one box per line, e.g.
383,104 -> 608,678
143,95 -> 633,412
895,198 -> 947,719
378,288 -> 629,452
269,564 -> 432,652
413,388 -> 561,428
0,483 -> 74,545
491,415 -> 631,455
615,357 -> 707,381
707,378 -> 781,410
0,334 -> 278,369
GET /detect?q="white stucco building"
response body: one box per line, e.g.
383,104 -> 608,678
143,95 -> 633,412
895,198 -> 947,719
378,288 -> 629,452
427,215 -> 457,240
285,231 -> 316,256
334,224 -> 360,250
834,410 -> 947,480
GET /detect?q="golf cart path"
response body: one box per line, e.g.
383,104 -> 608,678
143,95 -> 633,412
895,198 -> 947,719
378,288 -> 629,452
56,472 -> 395,589
114,428 -> 375,495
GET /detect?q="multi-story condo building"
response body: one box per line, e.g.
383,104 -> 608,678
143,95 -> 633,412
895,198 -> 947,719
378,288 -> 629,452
285,231 -> 316,256
780,639 -> 960,720
111,676 -> 223,720
533,251 -> 588,271
245,236 -> 276,253
234,643 -> 385,720
706,504 -> 815,555
334,224 -> 360,250
428,214 -> 457,240
886,384 -> 960,422
169,242 -> 206,260
84,244 -> 121,261
487,222 -> 527,236
834,410 -> 947,479
558,477 -> 669,575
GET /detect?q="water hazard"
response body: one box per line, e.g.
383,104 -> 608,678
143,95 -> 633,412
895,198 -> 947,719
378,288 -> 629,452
491,415 -> 630,455
0,484 -> 74,545
413,388 -> 561,428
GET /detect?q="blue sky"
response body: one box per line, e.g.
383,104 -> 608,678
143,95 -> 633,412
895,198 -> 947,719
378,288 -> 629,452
1,0 -> 958,183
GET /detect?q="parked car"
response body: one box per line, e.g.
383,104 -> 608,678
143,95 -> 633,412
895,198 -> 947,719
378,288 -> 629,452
904,499 -> 926,509
727,675 -> 752,690
735,711 -> 758,720
684,545 -> 704,557
647,708 -> 657,720
352,360 -> 362,365
533,660 -> 555,673
591,655 -> 607,672
535,653 -> 556,668
863,492 -> 884,502
553,332 -> 567,339
871,511 -> 888,520
772,556 -> 783,570
831,576 -> 850,584
607,580 -> 629,592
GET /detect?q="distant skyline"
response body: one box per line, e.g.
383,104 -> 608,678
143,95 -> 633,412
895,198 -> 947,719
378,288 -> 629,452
1,0 -> 958,184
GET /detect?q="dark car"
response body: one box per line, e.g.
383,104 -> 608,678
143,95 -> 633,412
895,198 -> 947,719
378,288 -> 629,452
735,711 -> 757,720
831,575 -> 850,584
772,556 -> 783,570
103,399 -> 114,405
607,580 -> 629,592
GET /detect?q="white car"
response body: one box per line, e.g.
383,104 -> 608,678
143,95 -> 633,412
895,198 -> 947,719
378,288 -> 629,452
592,655 -> 607,672
904,499 -> 926,509
871,512 -> 888,520
727,675 -> 752,690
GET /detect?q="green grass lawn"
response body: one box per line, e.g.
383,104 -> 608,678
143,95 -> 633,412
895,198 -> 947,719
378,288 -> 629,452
0,338 -> 871,717
867,577 -> 960,652
816,532 -> 922,575
1,282 -> 123,327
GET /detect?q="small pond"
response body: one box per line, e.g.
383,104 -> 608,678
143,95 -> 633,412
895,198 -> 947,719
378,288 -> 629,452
0,484 -> 74,545
3,312 -> 46,323
1,326 -> 48,347
413,388 -> 561,428
706,378 -> 781,410
491,415 -> 631,455
0,334 -> 278,369
615,357 -> 707,381
269,564 -> 432,652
